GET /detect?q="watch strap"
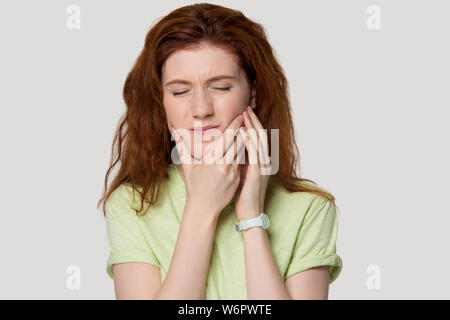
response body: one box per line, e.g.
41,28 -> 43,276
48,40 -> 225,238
234,213 -> 269,232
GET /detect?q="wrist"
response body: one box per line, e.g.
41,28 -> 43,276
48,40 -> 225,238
237,210 -> 260,222
184,202 -> 221,223
237,212 -> 261,222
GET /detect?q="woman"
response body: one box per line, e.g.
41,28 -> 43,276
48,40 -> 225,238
98,3 -> 343,300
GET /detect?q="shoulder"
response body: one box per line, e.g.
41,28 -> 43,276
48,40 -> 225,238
265,179 -> 338,247
106,183 -> 135,207
267,177 -> 334,213
105,183 -> 147,215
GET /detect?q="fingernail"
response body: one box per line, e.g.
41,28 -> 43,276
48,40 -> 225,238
171,127 -> 178,138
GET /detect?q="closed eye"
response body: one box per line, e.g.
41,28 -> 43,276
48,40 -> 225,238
172,87 -> 231,96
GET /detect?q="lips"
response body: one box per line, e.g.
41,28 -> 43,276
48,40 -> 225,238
190,125 -> 219,133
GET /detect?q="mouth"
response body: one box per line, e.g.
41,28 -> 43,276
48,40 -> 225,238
189,125 -> 220,136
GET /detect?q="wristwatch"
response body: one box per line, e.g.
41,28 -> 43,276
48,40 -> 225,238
234,213 -> 270,232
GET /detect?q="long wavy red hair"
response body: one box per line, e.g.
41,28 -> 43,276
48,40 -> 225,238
97,3 -> 338,217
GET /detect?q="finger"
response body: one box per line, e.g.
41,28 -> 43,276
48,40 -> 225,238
236,128 -> 246,163
245,127 -> 271,175
240,129 -> 259,169
219,129 -> 243,176
247,108 -> 269,158
245,127 -> 260,167
245,108 -> 270,167
242,112 -> 260,167
205,113 -> 244,163
222,128 -> 245,168
246,106 -> 263,129
233,127 -> 247,172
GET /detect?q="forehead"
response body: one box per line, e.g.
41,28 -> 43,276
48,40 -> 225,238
162,45 -> 241,82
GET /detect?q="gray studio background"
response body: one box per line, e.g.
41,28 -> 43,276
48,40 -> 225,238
0,0 -> 448,299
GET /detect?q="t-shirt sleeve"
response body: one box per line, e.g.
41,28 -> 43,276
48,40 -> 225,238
285,197 -> 343,284
105,185 -> 160,279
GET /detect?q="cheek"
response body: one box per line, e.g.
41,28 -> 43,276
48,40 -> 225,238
163,93 -> 179,123
164,104 -> 187,126
216,92 -> 247,114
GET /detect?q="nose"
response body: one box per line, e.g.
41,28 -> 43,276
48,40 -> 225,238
191,87 -> 214,119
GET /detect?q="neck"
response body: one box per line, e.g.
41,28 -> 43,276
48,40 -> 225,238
175,164 -> 185,183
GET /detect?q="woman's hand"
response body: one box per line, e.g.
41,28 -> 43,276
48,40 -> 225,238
169,114 -> 246,219
234,106 -> 271,221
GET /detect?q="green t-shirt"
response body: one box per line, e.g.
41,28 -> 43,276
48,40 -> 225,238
105,163 -> 343,299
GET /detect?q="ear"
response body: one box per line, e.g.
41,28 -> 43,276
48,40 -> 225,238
249,82 -> 256,109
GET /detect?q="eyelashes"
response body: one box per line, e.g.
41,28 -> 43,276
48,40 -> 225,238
172,87 -> 231,97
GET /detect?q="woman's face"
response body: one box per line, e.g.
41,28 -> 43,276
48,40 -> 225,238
161,44 -> 255,161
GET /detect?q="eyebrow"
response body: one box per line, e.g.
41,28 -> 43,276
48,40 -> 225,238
164,75 -> 237,87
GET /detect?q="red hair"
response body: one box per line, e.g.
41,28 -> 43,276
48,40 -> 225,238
97,3 -> 338,217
